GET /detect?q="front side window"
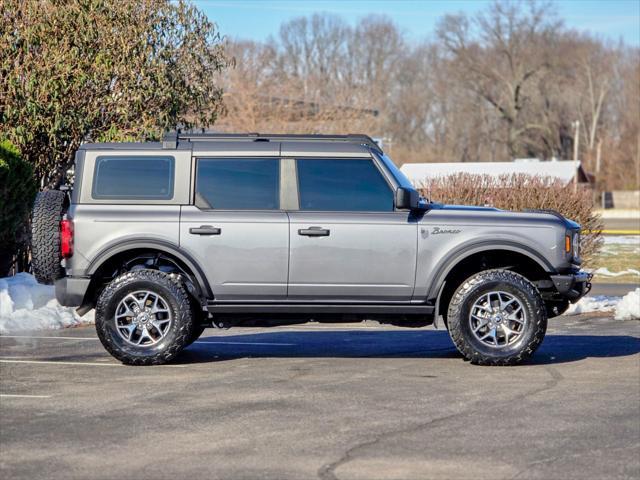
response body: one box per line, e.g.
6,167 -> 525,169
196,158 -> 280,210
92,156 -> 175,200
296,158 -> 394,212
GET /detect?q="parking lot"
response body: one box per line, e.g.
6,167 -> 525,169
1,314 -> 639,480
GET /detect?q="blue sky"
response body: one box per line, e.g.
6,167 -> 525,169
193,0 -> 640,46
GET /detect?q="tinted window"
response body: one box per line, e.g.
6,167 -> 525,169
196,158 -> 279,210
297,159 -> 393,211
93,156 -> 174,200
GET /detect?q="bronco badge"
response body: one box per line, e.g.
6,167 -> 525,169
432,227 -> 461,235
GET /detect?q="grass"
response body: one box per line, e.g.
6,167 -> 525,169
589,238 -> 640,284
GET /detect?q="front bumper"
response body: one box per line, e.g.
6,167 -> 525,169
55,276 -> 91,307
550,271 -> 592,302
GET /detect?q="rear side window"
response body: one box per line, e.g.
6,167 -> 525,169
92,156 -> 175,200
196,158 -> 280,210
296,158 -> 393,211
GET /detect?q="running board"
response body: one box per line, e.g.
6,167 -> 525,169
205,303 -> 434,315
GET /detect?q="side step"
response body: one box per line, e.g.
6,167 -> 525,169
205,303 -> 434,315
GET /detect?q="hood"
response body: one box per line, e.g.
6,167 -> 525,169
429,203 -> 580,229
429,203 -> 501,212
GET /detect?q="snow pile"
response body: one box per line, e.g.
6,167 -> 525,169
566,288 -> 640,320
602,235 -> 640,246
0,273 -> 94,334
592,267 -> 640,278
566,295 -> 620,315
615,288 -> 640,320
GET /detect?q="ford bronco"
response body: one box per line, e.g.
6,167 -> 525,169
31,133 -> 590,365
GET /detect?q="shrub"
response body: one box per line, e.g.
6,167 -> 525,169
419,173 -> 603,265
0,140 -> 37,276
1,0 -> 228,187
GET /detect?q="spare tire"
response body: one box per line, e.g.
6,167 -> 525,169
31,190 -> 67,285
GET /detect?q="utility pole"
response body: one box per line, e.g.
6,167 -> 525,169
573,120 -> 580,193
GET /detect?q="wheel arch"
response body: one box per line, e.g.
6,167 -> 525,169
428,241 -> 554,300
427,242 -> 554,321
85,239 -> 213,301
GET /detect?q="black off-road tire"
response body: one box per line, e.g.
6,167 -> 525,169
447,269 -> 547,366
184,296 -> 207,347
185,325 -> 207,347
95,269 -> 196,365
31,190 -> 67,284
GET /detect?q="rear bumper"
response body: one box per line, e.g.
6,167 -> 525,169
55,276 -> 91,307
550,270 -> 592,302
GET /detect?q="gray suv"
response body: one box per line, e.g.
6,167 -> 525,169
30,133 -> 590,366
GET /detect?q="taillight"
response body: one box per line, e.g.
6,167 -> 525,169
60,219 -> 74,258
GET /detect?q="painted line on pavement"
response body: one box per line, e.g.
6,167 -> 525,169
1,335 -> 98,341
0,358 -> 186,368
0,394 -> 52,399
585,229 -> 640,235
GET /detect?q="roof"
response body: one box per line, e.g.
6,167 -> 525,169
400,159 -> 589,186
162,132 -> 381,152
80,132 -> 381,157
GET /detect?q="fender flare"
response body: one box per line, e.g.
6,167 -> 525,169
426,240 -> 554,300
86,239 -> 213,298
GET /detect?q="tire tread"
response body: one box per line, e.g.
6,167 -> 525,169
31,190 -> 66,285
95,269 -> 195,365
447,269 -> 547,366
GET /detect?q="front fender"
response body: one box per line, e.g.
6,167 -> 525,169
423,240 -> 555,300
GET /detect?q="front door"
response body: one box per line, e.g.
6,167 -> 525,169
180,157 -> 289,301
287,158 -> 418,301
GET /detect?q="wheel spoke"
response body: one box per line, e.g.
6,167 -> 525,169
114,290 -> 173,348
151,300 -> 169,315
501,325 -> 510,344
136,326 -> 151,345
120,323 -> 137,341
115,303 -> 135,321
151,319 -> 169,335
469,290 -> 527,349
472,315 -> 489,332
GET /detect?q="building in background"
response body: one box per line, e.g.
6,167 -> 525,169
400,158 -> 593,188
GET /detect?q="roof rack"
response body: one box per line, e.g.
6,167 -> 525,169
161,131 -> 382,152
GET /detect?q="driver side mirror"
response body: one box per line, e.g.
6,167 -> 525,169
395,187 -> 420,210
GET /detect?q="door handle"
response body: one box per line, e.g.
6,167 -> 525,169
298,226 -> 330,237
189,225 -> 221,235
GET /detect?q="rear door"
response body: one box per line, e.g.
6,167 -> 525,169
180,157 -> 289,301
287,157 -> 418,302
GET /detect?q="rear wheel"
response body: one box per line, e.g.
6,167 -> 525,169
95,269 -> 196,365
447,269 -> 547,366
31,190 -> 67,284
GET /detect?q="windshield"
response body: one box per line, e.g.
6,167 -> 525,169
374,152 -> 415,190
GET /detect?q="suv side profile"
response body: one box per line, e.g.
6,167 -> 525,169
31,133 -> 590,366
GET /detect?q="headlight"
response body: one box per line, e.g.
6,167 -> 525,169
565,231 -> 581,261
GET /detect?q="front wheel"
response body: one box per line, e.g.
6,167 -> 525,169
447,269 -> 547,366
95,270 -> 196,365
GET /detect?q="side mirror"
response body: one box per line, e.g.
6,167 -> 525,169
395,187 -> 420,210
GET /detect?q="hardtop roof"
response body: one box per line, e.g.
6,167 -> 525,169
79,132 -> 382,156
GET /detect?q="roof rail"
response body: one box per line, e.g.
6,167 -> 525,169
161,131 -> 382,152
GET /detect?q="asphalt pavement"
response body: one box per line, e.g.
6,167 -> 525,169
590,282 -> 638,296
602,216 -> 640,233
1,313 -> 639,480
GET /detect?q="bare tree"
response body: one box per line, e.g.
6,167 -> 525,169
437,0 -> 563,158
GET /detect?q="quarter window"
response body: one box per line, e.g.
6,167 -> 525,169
196,158 -> 280,210
296,159 -> 394,212
92,156 -> 175,200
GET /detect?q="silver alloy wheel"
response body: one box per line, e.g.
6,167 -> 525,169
469,291 -> 527,348
114,290 -> 173,347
